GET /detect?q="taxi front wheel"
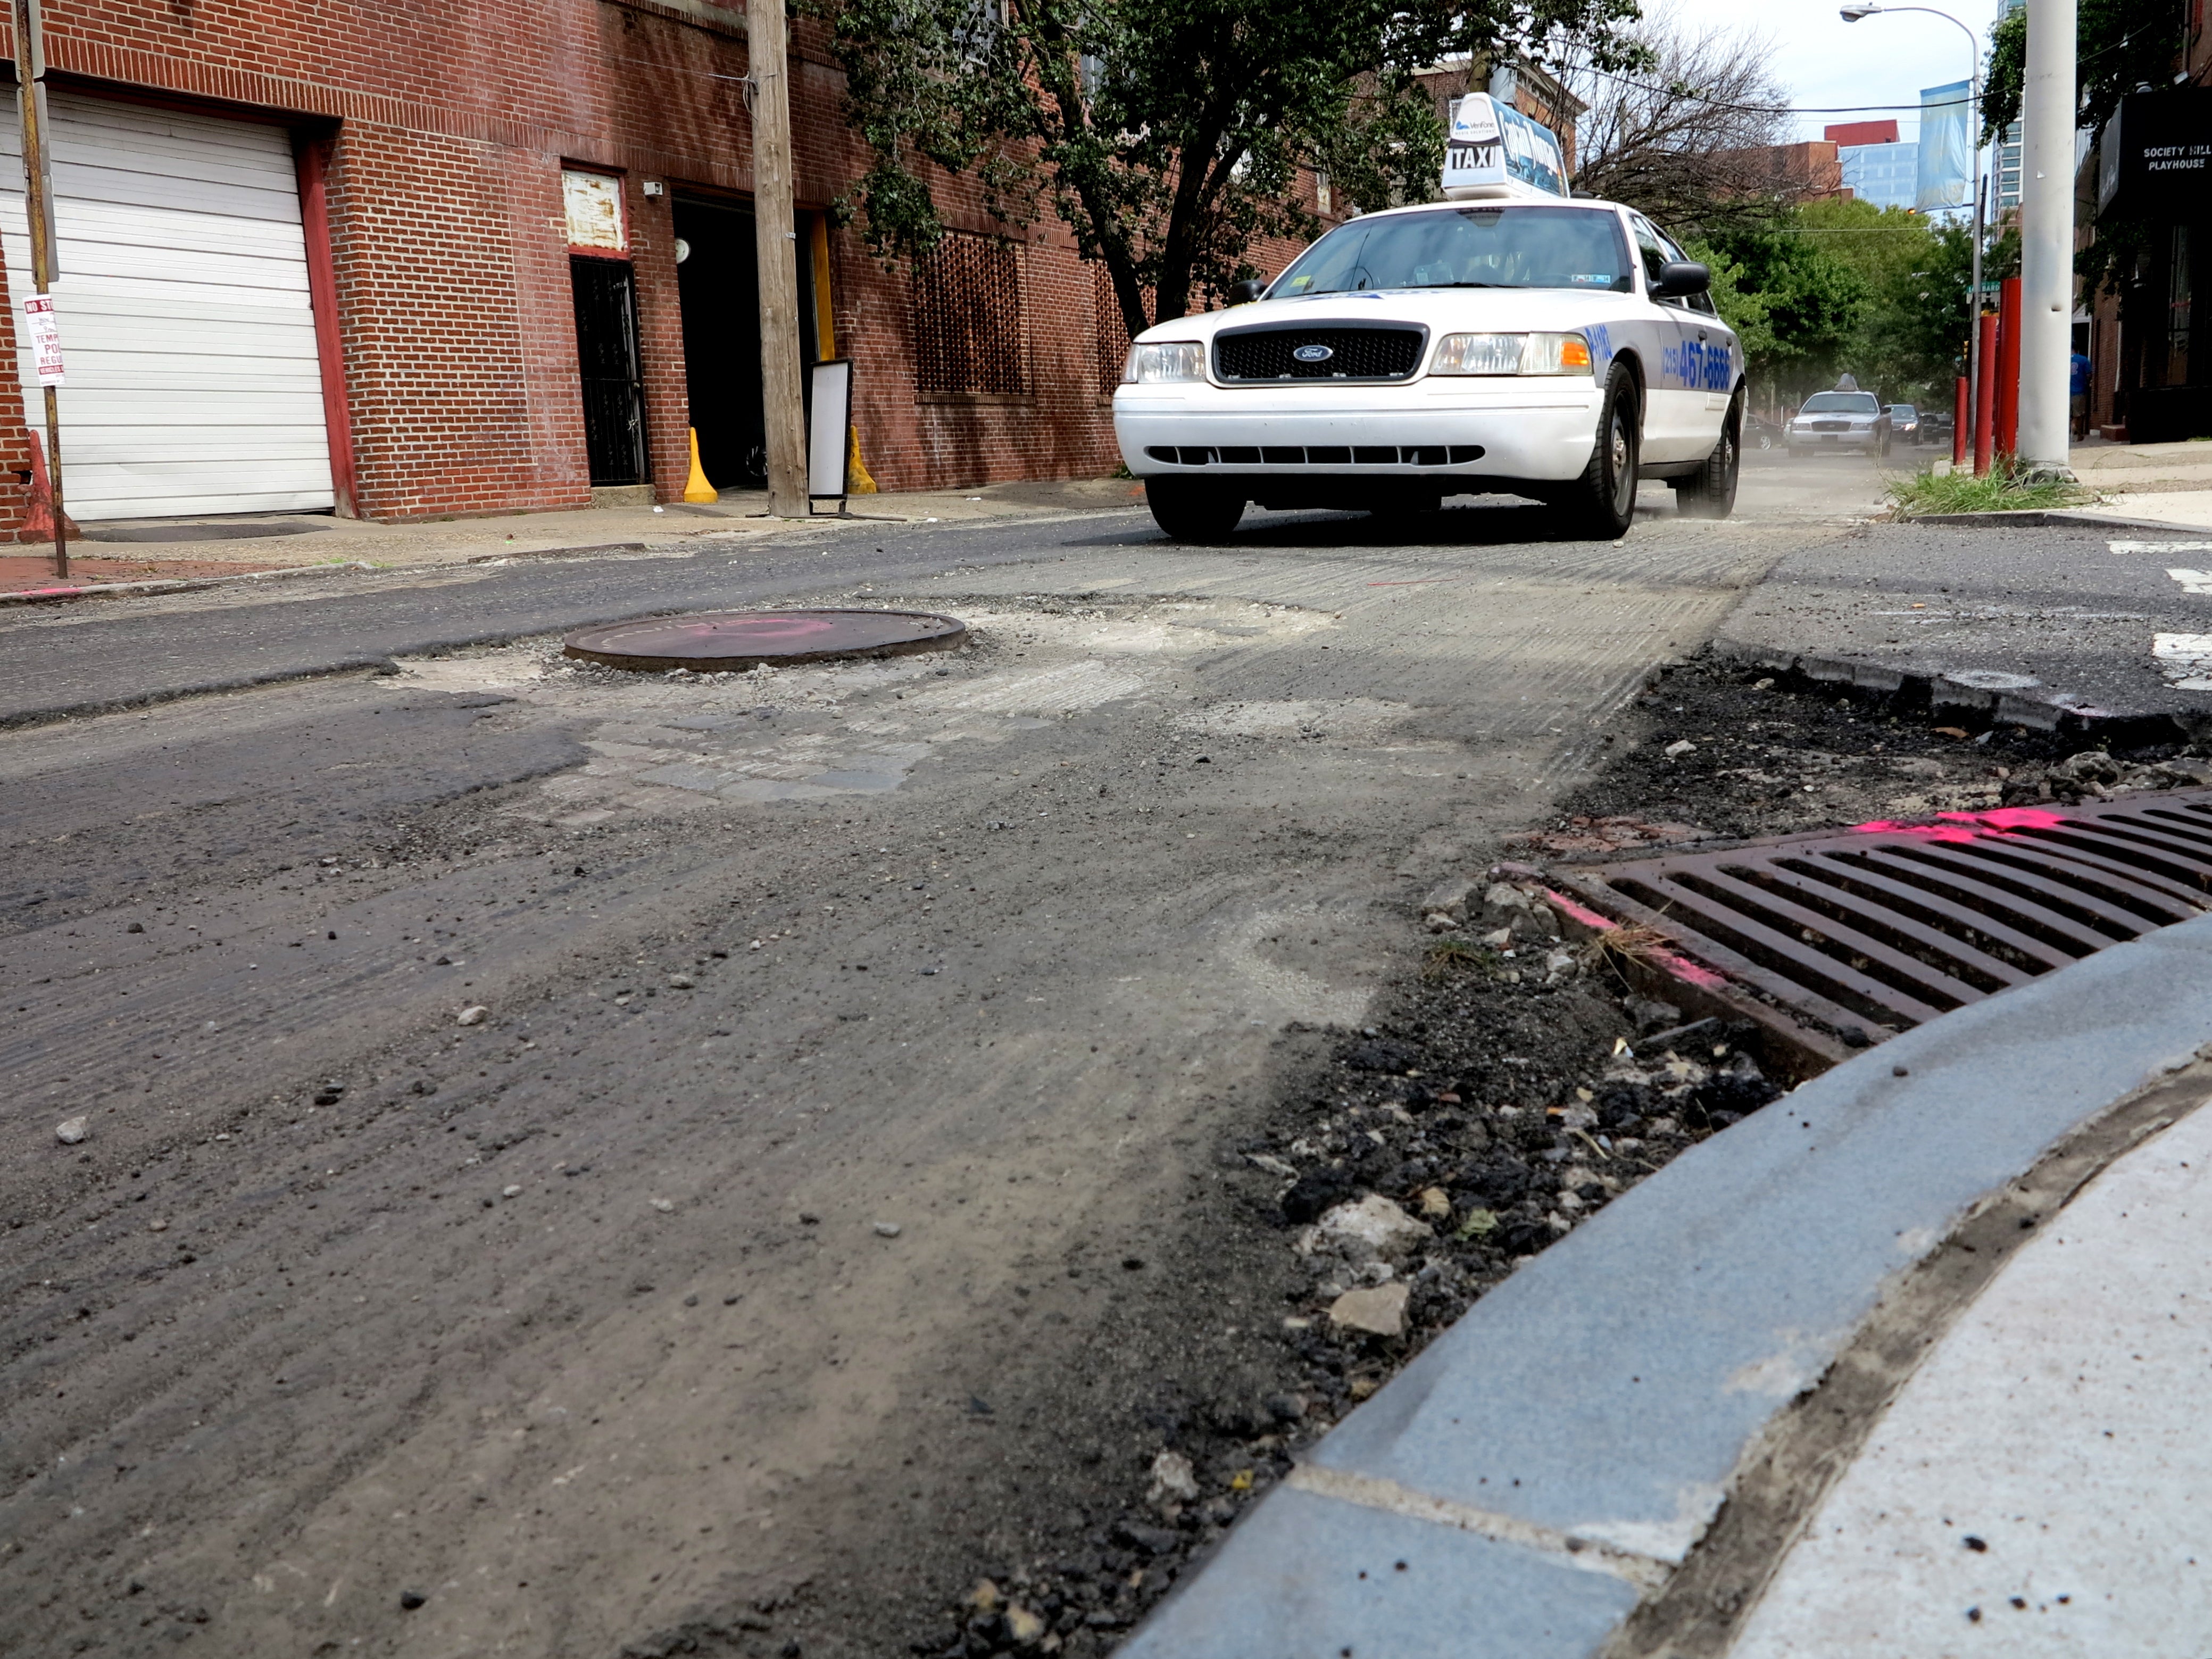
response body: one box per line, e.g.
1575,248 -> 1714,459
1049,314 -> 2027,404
1145,478 -> 1245,542
1552,364 -> 1640,540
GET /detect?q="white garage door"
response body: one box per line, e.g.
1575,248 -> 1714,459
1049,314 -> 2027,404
0,92 -> 334,521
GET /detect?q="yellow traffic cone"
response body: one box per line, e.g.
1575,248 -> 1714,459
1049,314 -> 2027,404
846,425 -> 878,495
683,428 -> 718,504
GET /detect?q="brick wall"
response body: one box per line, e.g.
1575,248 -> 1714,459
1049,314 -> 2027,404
0,0 -> 1344,532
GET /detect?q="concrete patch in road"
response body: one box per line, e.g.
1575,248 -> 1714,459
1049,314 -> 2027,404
384,598 -> 1354,826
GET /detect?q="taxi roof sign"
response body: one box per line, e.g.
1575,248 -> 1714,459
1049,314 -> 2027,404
1441,93 -> 1571,202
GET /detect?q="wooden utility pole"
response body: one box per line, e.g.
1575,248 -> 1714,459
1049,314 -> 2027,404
745,0 -> 809,518
12,0 -> 65,575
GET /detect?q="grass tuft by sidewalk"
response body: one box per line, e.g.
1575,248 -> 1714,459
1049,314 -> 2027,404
1886,464 -> 2099,520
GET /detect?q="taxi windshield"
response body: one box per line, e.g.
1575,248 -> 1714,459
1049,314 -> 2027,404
1272,206 -> 1633,297
1800,393 -> 1881,413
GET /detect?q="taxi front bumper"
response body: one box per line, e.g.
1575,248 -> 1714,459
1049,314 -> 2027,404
1112,379 -> 1605,486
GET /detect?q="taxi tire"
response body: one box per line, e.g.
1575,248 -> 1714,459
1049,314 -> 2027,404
1145,478 -> 1245,542
1555,363 -> 1640,540
1674,394 -> 1741,520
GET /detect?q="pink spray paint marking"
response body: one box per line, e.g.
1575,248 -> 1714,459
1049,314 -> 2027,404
1544,889 -> 1616,932
1848,806 -> 2069,843
1544,888 -> 1731,990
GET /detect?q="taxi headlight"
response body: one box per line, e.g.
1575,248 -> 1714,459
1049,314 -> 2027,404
1431,331 -> 1593,376
1123,342 -> 1207,384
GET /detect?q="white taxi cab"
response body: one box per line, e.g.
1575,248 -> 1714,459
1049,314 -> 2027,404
1113,94 -> 1743,541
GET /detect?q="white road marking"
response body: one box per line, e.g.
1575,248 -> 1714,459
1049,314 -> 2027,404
2110,539 -> 2212,555
2165,568 -> 2212,595
2151,633 -> 2212,691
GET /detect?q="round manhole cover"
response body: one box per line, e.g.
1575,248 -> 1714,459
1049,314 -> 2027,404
562,608 -> 967,673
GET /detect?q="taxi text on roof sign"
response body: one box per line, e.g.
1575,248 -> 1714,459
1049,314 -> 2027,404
1441,93 -> 1570,202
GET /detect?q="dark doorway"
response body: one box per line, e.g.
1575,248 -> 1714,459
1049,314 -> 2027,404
570,256 -> 648,485
673,196 -> 817,491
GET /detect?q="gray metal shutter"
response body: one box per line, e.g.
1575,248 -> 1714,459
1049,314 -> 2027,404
0,90 -> 335,521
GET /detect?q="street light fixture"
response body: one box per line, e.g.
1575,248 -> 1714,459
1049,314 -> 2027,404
1839,2 -> 1985,468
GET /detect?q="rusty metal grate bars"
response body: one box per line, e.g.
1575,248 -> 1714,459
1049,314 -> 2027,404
1556,788 -> 2212,1057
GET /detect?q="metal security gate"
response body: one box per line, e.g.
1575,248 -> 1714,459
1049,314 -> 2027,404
570,256 -> 647,486
0,90 -> 335,520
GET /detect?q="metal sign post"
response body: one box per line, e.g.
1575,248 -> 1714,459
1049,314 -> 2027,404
12,0 -> 65,576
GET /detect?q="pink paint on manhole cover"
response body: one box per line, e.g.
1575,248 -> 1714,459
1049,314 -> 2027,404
562,608 -> 966,673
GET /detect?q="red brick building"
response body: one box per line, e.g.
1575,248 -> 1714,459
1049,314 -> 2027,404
0,0 -> 1316,535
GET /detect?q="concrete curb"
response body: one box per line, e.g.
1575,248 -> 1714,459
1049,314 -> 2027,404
0,559 -> 375,607
1902,508 -> 2211,533
1120,913 -> 2212,1659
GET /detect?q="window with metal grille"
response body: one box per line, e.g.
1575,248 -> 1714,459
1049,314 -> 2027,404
1094,263 -> 1145,397
911,231 -> 1026,395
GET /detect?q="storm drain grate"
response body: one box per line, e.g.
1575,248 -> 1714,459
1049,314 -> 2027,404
1553,790 -> 2212,1057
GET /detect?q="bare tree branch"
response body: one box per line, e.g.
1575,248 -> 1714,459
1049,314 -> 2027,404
1563,5 -> 1812,233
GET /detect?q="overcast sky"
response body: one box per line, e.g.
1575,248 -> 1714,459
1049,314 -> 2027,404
1658,0 -> 2003,144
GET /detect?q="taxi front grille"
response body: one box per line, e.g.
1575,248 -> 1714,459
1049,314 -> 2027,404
1215,327 -> 1425,382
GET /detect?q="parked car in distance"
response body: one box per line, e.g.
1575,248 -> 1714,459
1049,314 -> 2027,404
1786,391 -> 1890,457
1743,411 -> 1780,450
1886,404 -> 1922,445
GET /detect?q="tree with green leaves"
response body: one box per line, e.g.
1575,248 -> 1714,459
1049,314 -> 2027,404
1691,215 -> 1867,406
1982,0 -> 2189,142
1690,198 -> 2022,411
814,0 -> 1649,336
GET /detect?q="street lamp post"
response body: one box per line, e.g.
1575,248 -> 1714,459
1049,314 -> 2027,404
1839,3 -> 1985,467
2016,0 -> 2077,475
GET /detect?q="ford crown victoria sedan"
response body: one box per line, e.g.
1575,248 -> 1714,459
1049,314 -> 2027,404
1113,195 -> 1744,541
1786,391 -> 1892,457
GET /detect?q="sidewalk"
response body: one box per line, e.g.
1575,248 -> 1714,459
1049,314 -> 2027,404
1122,909 -> 2212,1658
0,476 -> 1149,594
2069,437 -> 2212,532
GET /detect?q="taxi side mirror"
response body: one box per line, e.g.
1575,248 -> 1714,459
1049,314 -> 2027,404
1651,261 -> 1710,300
1226,279 -> 1268,305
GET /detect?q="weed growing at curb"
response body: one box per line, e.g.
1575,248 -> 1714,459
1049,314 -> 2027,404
1885,464 -> 2097,519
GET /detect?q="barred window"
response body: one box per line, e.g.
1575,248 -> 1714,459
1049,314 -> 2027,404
1093,264 -> 1156,398
1094,263 -> 1131,397
911,231 -> 1026,395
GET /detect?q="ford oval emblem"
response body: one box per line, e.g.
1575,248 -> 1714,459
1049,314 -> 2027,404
1292,344 -> 1334,363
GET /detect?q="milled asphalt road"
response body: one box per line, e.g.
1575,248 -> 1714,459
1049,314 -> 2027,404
1,476 -> 1858,1658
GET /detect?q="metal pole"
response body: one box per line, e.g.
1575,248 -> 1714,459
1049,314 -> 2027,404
12,0 -> 64,576
2016,0 -> 2077,474
745,0 -> 809,518
1966,164 -> 1984,466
